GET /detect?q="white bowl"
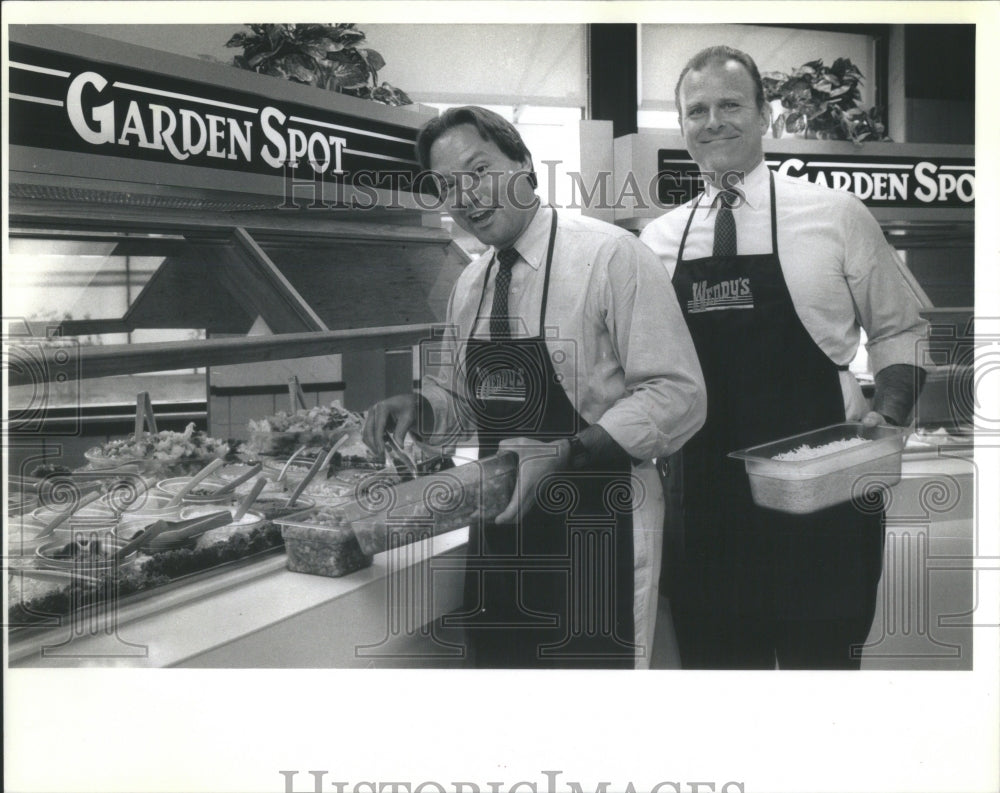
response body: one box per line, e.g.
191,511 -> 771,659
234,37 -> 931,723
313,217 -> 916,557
35,533 -> 138,574
178,505 -> 266,549
107,490 -> 182,520
155,476 -> 232,505
29,503 -> 119,534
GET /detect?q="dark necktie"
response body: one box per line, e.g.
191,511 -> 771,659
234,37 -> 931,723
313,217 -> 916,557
490,247 -> 518,340
713,190 -> 738,257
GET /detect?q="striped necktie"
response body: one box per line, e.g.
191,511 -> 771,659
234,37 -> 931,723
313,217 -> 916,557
490,247 -> 519,340
713,190 -> 739,257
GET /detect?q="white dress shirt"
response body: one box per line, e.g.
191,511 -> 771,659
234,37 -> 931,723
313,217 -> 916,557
419,204 -> 707,462
640,159 -> 929,378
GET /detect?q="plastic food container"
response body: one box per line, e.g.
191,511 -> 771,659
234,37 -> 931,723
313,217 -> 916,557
328,453 -> 517,556
274,506 -> 374,578
728,422 -> 906,514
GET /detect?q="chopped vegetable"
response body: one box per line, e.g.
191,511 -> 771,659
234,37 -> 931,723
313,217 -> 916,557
87,423 -> 228,462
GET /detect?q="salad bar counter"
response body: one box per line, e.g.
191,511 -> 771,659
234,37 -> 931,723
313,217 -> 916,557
6,397 -> 483,666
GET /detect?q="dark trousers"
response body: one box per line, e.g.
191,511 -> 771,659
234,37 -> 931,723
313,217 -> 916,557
669,606 -> 879,670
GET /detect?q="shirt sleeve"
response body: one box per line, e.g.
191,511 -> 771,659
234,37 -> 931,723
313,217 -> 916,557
593,234 -> 707,461
840,195 -> 930,375
415,285 -> 476,451
638,210 -> 685,279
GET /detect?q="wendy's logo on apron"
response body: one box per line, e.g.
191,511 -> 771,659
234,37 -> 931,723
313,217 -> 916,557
462,340 -> 550,434
474,364 -> 527,402
687,276 -> 754,313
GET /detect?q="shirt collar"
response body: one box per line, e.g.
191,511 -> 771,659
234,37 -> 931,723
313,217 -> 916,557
492,203 -> 549,271
702,159 -> 769,211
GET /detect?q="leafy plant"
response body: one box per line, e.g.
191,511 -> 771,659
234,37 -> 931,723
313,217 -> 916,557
226,24 -> 412,106
762,58 -> 889,144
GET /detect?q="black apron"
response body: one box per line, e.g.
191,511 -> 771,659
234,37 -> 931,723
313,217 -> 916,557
668,173 -> 884,622
453,210 -> 635,668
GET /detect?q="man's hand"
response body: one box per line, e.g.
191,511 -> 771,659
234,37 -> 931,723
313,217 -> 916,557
362,394 -> 421,457
493,437 -> 570,525
861,410 -> 887,428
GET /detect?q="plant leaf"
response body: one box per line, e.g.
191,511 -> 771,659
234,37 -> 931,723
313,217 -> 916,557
372,82 -> 413,106
332,26 -> 366,46
225,22 -> 411,107
357,47 -> 386,73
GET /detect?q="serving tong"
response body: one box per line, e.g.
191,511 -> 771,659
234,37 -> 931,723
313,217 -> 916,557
284,439 -> 345,508
115,510 -> 234,557
276,445 -> 309,484
384,432 -> 418,481
235,477 -> 268,519
134,391 -> 158,437
210,462 -> 263,497
165,457 -> 227,507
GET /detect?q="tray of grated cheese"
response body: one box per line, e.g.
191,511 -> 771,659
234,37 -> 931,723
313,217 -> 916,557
729,422 -> 906,514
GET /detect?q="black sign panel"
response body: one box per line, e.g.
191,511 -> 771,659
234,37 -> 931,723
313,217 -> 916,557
656,148 -> 975,209
9,42 -> 427,193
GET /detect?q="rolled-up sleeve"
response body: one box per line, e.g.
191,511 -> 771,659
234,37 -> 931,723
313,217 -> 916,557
841,197 -> 930,375
595,236 -> 707,461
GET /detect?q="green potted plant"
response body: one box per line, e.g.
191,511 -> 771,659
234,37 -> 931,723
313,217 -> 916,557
762,58 -> 889,144
226,23 -> 412,106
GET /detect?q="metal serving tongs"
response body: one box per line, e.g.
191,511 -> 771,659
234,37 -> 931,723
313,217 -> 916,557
275,445 -> 309,484
384,432 -> 418,481
115,510 -> 233,559
210,462 -> 263,497
284,439 -> 345,509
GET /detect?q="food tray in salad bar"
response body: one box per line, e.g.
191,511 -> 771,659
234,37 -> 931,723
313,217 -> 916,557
728,422 -> 906,514
84,424 -> 229,471
274,507 -> 374,578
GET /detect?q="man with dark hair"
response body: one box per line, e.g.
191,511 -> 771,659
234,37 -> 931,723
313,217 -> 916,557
364,105 -> 706,668
415,105 -> 537,189
641,47 -> 928,669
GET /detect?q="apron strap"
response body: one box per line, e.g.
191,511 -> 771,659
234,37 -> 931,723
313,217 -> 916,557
768,170 -> 778,258
537,209 -> 558,328
676,193 -> 703,265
